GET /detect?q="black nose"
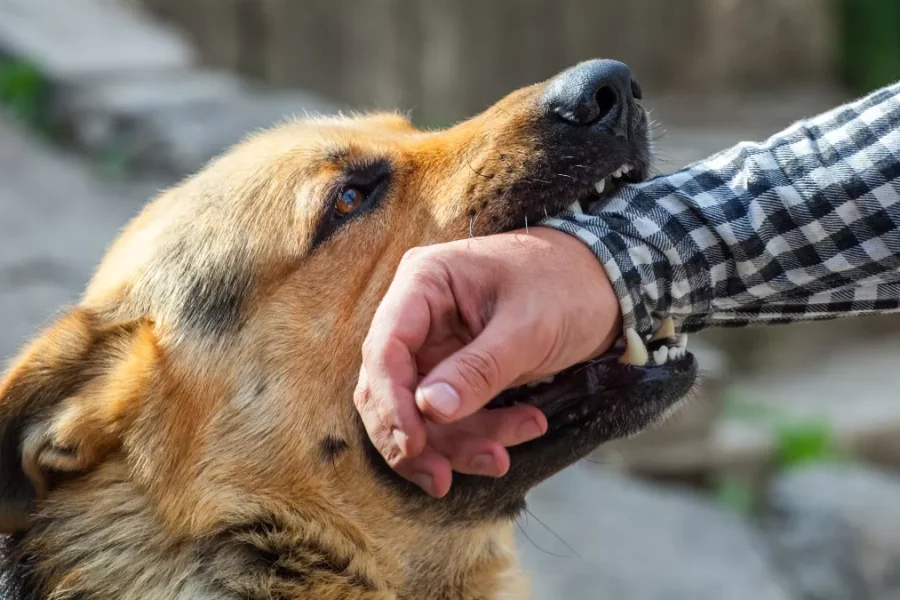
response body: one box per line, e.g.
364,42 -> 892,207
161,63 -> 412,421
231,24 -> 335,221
542,59 -> 641,133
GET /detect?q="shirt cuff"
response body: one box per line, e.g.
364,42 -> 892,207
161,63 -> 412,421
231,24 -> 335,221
540,197 -> 714,339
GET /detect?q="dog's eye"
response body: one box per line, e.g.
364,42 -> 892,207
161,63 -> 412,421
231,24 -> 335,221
335,187 -> 366,216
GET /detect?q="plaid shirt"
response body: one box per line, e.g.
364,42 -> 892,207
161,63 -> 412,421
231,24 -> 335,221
543,81 -> 900,339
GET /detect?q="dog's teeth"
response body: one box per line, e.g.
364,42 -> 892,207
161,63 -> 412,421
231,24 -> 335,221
566,200 -> 583,214
668,346 -> 681,361
675,333 -> 688,349
526,375 -> 555,388
619,327 -> 649,366
649,316 -> 676,341
652,346 -> 668,365
595,179 -> 606,194
622,164 -> 633,174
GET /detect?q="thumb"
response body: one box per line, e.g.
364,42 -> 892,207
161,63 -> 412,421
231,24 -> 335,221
414,311 -> 535,424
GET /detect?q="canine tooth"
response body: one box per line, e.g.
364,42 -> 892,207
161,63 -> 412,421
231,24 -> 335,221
566,200 -> 583,214
652,346 -> 668,365
675,333 -> 688,349
595,179 -> 606,194
650,316 -> 676,341
619,327 -> 649,366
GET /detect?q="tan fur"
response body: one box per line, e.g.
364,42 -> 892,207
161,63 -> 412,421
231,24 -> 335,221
0,84 -> 570,600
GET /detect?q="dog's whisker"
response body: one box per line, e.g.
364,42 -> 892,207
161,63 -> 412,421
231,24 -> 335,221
523,507 -> 581,560
514,517 -> 572,560
469,210 -> 482,238
465,154 -> 492,179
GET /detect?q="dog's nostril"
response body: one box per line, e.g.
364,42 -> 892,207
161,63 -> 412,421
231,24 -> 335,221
630,79 -> 643,101
594,86 -> 618,122
541,59 -> 639,129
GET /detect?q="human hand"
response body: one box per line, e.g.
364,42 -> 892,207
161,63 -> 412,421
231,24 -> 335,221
354,227 -> 621,497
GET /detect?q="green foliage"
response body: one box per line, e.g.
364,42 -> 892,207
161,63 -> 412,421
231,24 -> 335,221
713,477 -> 755,517
0,58 -> 48,130
836,0 -> 900,95
774,419 -> 846,468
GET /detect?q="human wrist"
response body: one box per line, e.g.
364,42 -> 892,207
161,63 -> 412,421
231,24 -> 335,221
530,227 -> 622,356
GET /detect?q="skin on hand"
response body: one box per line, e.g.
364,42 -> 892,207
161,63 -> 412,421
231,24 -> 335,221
353,227 -> 621,497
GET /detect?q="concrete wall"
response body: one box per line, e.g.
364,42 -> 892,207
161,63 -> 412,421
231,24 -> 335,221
140,0 -> 837,123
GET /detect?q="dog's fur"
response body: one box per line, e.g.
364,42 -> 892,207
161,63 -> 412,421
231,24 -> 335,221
0,65 -> 681,599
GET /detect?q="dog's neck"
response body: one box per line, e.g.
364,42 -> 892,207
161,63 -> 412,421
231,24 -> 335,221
1,463 -> 527,600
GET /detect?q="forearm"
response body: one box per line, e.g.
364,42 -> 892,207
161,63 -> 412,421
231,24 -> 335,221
543,82 -> 900,338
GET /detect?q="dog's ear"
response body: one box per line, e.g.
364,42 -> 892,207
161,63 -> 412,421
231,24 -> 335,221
0,308 -> 157,533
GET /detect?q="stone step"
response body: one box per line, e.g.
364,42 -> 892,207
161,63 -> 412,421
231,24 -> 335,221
0,0 -> 195,80
0,0 -> 336,177
57,72 -> 335,176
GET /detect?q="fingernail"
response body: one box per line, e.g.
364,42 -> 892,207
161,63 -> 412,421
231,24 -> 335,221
412,473 -> 434,494
392,429 -> 409,455
517,418 -> 545,442
416,382 -> 461,418
469,453 -> 496,474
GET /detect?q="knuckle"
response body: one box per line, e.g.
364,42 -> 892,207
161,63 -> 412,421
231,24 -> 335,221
399,246 -> 428,268
382,443 -> 406,468
454,349 -> 502,399
352,386 -> 370,410
408,260 -> 443,289
360,334 -> 379,363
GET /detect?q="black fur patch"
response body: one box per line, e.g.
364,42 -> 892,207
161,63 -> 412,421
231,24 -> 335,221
155,234 -> 256,339
180,266 -> 254,338
0,535 -> 49,600
0,417 -> 36,535
318,436 -> 348,463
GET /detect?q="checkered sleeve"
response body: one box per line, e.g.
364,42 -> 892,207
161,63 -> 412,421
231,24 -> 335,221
542,81 -> 900,339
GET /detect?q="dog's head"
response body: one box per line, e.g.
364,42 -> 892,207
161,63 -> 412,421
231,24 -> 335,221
0,60 -> 696,598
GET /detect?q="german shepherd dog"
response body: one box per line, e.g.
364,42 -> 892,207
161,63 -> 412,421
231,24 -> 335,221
0,60 -> 696,599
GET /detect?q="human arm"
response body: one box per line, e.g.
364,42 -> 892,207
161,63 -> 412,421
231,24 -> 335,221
543,81 -> 900,340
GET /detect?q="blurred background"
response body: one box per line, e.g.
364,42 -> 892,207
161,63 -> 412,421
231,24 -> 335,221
3,1 -> 900,598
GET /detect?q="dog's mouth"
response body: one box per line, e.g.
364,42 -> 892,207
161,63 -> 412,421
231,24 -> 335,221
487,142 -> 700,444
486,320 -> 697,440
565,160 -> 646,214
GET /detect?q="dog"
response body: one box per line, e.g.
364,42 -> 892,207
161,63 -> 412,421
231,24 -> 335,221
0,59 -> 696,599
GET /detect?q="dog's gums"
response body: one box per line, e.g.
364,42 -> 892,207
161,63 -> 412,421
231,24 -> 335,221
0,59 -> 697,600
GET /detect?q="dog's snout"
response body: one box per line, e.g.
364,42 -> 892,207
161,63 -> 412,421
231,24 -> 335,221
542,59 -> 640,135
